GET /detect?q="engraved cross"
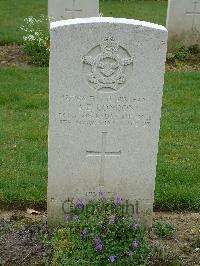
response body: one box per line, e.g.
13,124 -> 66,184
186,0 -> 200,29
65,0 -> 82,19
86,132 -> 121,187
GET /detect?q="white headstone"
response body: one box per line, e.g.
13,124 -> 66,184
48,0 -> 99,21
48,17 -> 167,226
167,0 -> 200,46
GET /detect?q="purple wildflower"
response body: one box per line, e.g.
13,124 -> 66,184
74,214 -> 79,220
128,251 -> 133,257
109,215 -> 116,224
88,197 -> 93,203
114,196 -> 123,205
109,256 -> 117,263
99,191 -> 104,196
75,198 -> 84,209
75,203 -> 84,209
134,224 -> 140,230
132,239 -> 139,247
81,229 -> 87,238
65,214 -> 70,220
93,238 -> 103,252
96,244 -> 103,252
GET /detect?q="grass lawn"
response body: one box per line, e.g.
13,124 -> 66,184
0,68 -> 48,208
156,72 -> 200,211
101,0 -> 167,25
0,0 -> 47,45
0,68 -> 199,211
0,0 -> 167,44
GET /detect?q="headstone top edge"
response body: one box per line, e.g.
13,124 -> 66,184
50,17 -> 167,32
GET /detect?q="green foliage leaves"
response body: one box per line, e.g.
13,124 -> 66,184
52,196 -> 150,265
153,221 -> 176,239
174,44 -> 190,61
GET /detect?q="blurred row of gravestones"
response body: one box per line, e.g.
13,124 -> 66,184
48,0 -> 200,47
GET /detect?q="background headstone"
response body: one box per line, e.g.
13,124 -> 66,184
167,0 -> 200,46
48,0 -> 99,21
48,17 -> 167,226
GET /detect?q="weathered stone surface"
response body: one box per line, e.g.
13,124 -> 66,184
167,0 -> 200,46
48,17 -> 167,226
48,0 -> 99,21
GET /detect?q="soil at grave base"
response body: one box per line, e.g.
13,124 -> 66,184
0,211 -> 199,266
0,45 -> 200,71
0,45 -> 29,68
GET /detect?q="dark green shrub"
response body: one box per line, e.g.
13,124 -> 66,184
188,44 -> 200,55
174,44 -> 190,61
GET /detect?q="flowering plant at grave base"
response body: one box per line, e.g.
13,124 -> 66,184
52,193 -> 150,265
20,15 -> 50,66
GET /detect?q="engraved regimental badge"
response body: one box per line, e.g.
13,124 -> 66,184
82,33 -> 134,93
